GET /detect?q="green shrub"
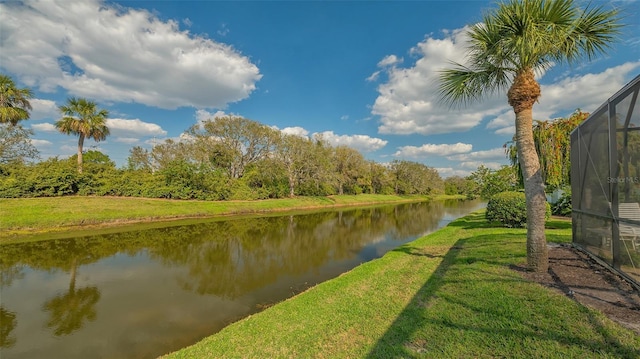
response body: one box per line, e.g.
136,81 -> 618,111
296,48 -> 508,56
0,176 -> 25,198
28,159 -> 79,197
486,191 -> 550,228
551,190 -> 572,217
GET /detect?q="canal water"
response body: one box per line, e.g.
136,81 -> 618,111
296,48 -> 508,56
0,199 -> 482,359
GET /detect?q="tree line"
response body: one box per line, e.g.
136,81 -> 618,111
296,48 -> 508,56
0,74 -> 446,200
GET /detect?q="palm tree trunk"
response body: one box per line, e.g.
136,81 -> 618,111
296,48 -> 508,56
509,69 -> 547,272
515,108 -> 548,272
77,134 -> 85,173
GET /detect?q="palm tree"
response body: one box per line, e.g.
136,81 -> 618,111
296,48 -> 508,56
55,97 -> 110,173
439,0 -> 621,272
0,74 -> 33,125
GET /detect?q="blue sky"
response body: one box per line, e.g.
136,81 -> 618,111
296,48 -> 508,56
1,0 -> 639,177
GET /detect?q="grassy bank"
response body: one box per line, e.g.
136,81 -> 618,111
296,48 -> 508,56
0,194 -> 447,240
163,212 -> 640,359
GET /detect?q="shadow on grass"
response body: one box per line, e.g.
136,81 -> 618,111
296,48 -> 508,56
392,245 -> 456,259
365,236 -> 466,358
366,231 -> 640,358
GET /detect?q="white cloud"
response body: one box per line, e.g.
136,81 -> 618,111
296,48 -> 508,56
460,161 -> 503,170
106,118 -> 167,137
447,147 -> 507,162
178,132 -> 196,142
30,139 -> 52,146
536,61 -> 640,120
494,125 -> 516,136
30,99 -> 59,121
144,132 -> 194,146
377,55 -> 402,68
366,71 -> 381,82
31,123 -> 57,132
59,145 -> 77,154
372,27 -> 508,136
0,0 -> 261,109
367,55 -> 404,82
269,125 -> 311,138
486,111 -> 515,136
313,131 -> 387,152
195,109 -> 229,123
114,137 -> 140,144
435,167 -> 472,178
393,143 -> 472,158
435,148 -> 510,176
280,126 -> 309,137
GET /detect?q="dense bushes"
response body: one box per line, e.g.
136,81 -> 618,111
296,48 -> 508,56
486,191 -> 551,228
0,159 -> 79,197
551,190 -> 572,217
0,149 -> 445,200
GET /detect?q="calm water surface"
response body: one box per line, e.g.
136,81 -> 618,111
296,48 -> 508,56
0,200 -> 482,359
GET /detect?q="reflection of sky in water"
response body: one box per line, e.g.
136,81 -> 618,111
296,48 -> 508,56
1,200 -> 484,359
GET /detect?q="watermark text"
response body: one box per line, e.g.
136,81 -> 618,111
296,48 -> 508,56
607,177 -> 640,184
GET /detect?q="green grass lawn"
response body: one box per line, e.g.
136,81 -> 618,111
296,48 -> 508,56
0,194 -> 440,241
162,212 -> 640,359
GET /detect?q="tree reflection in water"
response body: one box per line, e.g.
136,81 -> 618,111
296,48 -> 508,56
0,201 -> 467,302
43,286 -> 100,336
147,202 -> 449,298
0,306 -> 17,348
42,258 -> 101,336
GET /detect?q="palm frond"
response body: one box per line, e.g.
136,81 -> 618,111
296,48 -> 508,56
0,74 -> 33,124
561,3 -> 622,63
438,0 -> 622,108
55,97 -> 110,142
438,61 -> 511,108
